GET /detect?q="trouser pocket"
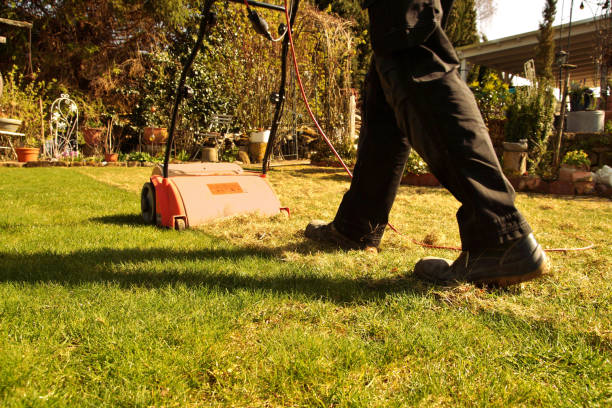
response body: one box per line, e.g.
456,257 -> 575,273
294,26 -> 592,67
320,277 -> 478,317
368,0 -> 443,54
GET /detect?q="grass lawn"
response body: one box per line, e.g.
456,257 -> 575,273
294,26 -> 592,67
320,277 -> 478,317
0,165 -> 610,407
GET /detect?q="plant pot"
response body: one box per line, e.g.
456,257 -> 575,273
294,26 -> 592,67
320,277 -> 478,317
201,147 -> 218,162
15,147 -> 40,163
143,127 -> 168,144
249,130 -> 270,143
104,153 -> 118,162
249,142 -> 267,163
0,118 -> 23,133
83,127 -> 106,146
401,173 -> 440,187
566,111 -> 605,133
502,140 -> 528,152
559,163 -> 588,182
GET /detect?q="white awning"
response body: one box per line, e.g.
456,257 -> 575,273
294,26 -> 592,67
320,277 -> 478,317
457,16 -> 610,87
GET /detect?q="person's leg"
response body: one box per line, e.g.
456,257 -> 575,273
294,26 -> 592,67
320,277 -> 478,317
369,19 -> 547,285
373,26 -> 532,250
306,0 -> 547,286
305,60 -> 411,250
333,61 -> 412,248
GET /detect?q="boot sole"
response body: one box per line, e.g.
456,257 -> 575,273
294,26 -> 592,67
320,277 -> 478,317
472,256 -> 550,288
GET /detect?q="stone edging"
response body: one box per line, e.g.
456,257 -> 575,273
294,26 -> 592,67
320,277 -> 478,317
507,175 -> 612,198
0,161 -> 157,168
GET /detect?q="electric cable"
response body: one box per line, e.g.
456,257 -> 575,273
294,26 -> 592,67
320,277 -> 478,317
409,239 -> 595,253
282,0 -> 353,178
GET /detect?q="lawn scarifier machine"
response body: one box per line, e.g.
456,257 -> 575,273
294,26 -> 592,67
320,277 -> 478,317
141,0 -> 300,230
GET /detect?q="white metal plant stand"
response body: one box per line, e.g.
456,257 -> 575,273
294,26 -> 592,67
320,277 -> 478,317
48,94 -> 79,159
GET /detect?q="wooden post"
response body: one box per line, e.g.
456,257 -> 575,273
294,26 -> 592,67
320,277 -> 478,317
39,98 -> 44,146
348,94 -> 356,143
601,64 -> 609,111
552,64 -> 577,168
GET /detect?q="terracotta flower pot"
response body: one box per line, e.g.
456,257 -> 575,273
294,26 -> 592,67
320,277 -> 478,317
83,127 -> 106,146
402,173 -> 440,187
559,163 -> 588,182
15,147 -> 40,163
104,153 -> 119,162
143,127 -> 168,144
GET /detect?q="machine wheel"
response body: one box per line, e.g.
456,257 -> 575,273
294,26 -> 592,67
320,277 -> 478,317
174,218 -> 186,231
141,182 -> 156,225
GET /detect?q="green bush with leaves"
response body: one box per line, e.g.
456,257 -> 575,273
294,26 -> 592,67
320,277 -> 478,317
125,151 -> 159,163
504,81 -> 556,174
469,71 -> 510,126
404,150 -> 430,175
0,66 -> 55,147
79,97 -> 108,129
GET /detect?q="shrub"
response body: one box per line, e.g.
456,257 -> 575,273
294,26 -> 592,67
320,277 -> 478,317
469,71 -> 510,126
562,150 -> 591,168
504,80 -> 555,175
79,97 -> 108,129
125,151 -> 159,163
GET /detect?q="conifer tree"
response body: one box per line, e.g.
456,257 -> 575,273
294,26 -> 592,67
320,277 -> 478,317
535,0 -> 557,80
445,0 -> 479,47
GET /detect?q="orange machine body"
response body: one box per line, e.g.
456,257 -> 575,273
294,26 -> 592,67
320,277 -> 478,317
150,163 -> 281,229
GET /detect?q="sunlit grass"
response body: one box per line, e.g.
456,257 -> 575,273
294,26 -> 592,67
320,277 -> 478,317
0,166 -> 610,407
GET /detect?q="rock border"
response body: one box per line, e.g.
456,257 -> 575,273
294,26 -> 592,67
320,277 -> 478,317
0,161 -> 157,168
506,175 -> 611,198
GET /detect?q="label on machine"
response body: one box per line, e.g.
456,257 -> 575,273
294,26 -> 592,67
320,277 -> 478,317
207,182 -> 244,195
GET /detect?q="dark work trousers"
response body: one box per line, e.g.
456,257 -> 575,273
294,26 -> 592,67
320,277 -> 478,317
333,0 -> 532,250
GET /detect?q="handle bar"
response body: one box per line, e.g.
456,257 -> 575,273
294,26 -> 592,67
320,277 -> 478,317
227,0 -> 286,12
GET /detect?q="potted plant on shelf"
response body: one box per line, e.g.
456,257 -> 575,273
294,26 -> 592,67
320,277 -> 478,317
0,67 -> 50,162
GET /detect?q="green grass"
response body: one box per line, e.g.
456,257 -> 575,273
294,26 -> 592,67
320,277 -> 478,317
0,166 -> 610,407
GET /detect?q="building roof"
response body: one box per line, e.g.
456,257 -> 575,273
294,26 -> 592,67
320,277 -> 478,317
457,16 -> 611,86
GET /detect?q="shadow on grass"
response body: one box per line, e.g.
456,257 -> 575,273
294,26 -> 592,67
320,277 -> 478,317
92,214 -> 146,226
0,246 -> 427,303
